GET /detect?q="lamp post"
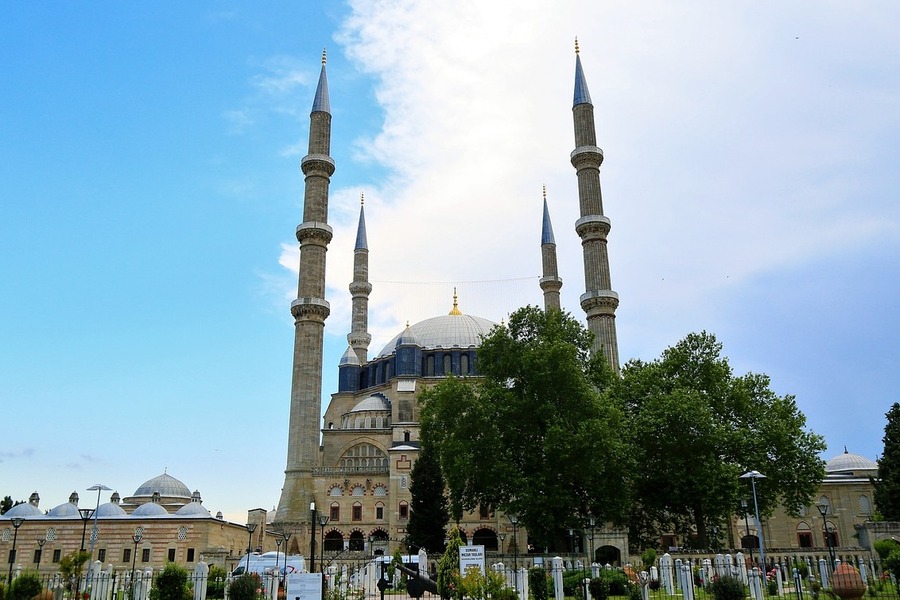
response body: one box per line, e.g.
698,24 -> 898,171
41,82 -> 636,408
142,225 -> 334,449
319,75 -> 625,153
245,522 -> 258,573
817,502 -> 836,570
7,517 -> 23,583
280,532 -> 292,590
275,534 -> 285,590
79,508 -> 95,551
740,470 -> 766,571
499,533 -> 506,555
36,539 -> 46,571
740,498 -> 755,566
309,502 -> 317,574
507,513 -> 519,593
85,483 -> 112,585
130,528 -> 143,600
318,514 -> 329,573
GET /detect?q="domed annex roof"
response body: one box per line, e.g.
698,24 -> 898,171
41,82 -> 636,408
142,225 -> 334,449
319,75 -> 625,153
134,472 -> 191,498
132,501 -> 169,517
96,501 -> 127,517
47,502 -> 81,518
826,448 -> 878,474
350,394 -> 391,413
175,491 -> 211,518
4,501 -> 43,518
377,313 -> 497,358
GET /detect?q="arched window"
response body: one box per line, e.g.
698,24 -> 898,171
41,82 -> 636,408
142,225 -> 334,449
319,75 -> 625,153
328,486 -> 342,497
349,531 -> 365,551
352,502 -> 363,521
330,503 -> 340,522
324,530 -> 343,552
373,486 -> 387,497
399,501 -> 409,519
375,502 -> 385,520
796,522 -> 812,548
823,521 -> 838,547
352,485 -> 365,497
461,354 -> 469,375
443,354 -> 452,375
859,495 -> 873,516
426,355 -> 435,376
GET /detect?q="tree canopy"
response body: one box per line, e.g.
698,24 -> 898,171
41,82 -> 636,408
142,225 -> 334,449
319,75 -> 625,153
616,331 -> 826,550
419,306 -> 630,551
407,441 -> 450,554
875,403 -> 900,520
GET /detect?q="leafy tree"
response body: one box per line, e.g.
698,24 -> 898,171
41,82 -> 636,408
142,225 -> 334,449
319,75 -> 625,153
58,550 -> 91,590
153,563 -> 190,600
874,403 -> 900,520
420,306 -> 630,551
407,442 -> 449,554
7,571 -> 42,600
616,331 -> 826,550
228,574 -> 263,600
0,497 -> 23,515
436,526 -> 463,600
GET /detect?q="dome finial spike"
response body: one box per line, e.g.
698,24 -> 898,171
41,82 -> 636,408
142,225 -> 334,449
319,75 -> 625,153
322,47 -> 327,65
575,36 -> 580,55
543,184 -> 547,200
361,191 -> 365,205
449,287 -> 462,315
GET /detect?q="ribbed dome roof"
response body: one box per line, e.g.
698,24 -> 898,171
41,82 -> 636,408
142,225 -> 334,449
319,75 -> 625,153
378,314 -> 497,358
826,450 -> 878,473
350,394 -> 391,413
4,502 -> 44,518
47,502 -> 81,518
134,472 -> 191,498
175,502 -> 210,517
132,502 -> 169,517
96,502 -> 127,517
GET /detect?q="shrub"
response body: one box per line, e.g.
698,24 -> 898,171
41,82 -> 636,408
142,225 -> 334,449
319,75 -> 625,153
885,549 -> 900,583
563,570 -> 587,597
876,539 -> 900,560
7,573 -> 42,600
627,583 -> 643,600
597,570 -> 628,596
528,568 -> 548,600
640,549 -> 657,570
792,561 -> 809,579
767,578 -> 778,596
588,577 -> 609,600
229,574 -> 263,600
154,563 -> 190,600
710,576 -> 746,600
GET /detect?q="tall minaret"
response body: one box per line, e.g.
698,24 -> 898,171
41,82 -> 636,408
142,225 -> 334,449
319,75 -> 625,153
539,185 -> 563,312
348,193 -> 372,363
571,40 -> 620,373
274,49 -> 334,526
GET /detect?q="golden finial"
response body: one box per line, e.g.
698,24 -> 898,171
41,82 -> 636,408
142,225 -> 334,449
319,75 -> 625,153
322,48 -> 327,65
575,37 -> 580,55
360,192 -> 365,206
449,287 -> 462,316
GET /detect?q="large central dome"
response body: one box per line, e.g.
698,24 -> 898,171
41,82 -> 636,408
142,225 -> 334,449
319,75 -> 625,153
377,313 -> 498,358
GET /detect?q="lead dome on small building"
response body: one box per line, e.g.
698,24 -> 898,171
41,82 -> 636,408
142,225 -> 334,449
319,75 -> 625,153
826,448 -> 878,475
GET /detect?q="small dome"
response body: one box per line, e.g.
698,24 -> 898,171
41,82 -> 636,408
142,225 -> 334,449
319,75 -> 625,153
4,502 -> 43,518
350,394 -> 391,413
175,502 -> 210,517
47,502 -> 81,518
96,502 -> 127,517
826,449 -> 877,474
134,472 -> 191,498
132,502 -> 169,517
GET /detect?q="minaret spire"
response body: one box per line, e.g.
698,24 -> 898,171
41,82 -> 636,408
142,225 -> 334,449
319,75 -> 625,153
275,50 -> 336,526
539,185 -> 563,312
570,42 -> 620,373
348,193 -> 372,363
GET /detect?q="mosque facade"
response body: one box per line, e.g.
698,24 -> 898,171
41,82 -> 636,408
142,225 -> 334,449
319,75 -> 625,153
270,45 -> 624,561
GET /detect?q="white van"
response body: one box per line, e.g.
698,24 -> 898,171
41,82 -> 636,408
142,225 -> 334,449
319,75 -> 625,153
231,552 -> 306,577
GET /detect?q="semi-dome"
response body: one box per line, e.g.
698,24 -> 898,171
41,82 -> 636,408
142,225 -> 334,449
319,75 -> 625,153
350,394 -> 391,413
826,449 -> 878,474
134,472 -> 192,498
377,313 -> 497,358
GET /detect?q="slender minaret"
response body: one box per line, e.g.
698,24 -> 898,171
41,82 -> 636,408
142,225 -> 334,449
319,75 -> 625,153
539,185 -> 563,312
571,40 -> 620,373
274,49 -> 334,526
348,193 -> 372,363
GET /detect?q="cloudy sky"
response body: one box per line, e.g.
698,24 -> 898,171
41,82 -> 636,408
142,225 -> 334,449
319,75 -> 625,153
2,2 -> 898,523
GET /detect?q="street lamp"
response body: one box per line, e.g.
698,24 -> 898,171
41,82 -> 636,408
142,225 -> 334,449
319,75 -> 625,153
7,517 -> 24,583
85,484 -> 112,585
79,508 -> 95,551
817,502 -> 837,570
506,513 -> 519,593
740,470 -> 766,572
131,527 -> 144,600
318,514 -> 329,573
309,502 -> 317,573
275,533 -> 285,589
245,522 -> 258,573
498,533 -> 506,555
739,498 -> 755,566
36,539 -> 46,571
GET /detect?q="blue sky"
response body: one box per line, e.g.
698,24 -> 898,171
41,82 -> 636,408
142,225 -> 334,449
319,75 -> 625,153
2,2 -> 898,523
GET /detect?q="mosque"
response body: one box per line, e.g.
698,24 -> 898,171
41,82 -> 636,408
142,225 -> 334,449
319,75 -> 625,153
0,46 -> 885,578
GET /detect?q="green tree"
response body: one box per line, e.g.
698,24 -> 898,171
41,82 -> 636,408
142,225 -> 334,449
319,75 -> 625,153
436,526 -> 463,600
406,442 -> 449,554
874,403 -> 900,520
153,563 -> 190,600
616,331 -> 826,550
420,306 -> 630,551
7,571 -> 42,600
58,550 -> 91,590
0,497 -> 23,515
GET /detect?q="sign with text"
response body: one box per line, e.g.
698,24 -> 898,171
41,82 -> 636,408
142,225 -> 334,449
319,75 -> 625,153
459,545 -> 485,575
285,572 -> 323,600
